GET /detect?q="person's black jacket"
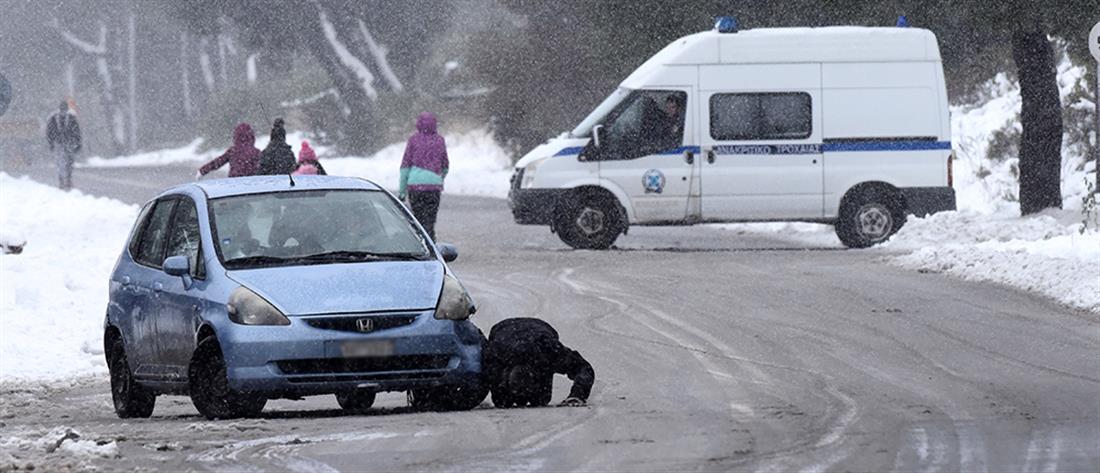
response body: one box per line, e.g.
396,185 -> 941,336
259,120 -> 297,175
484,317 -> 595,401
46,112 -> 82,153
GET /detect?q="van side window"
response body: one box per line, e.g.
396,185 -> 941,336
165,197 -> 205,279
134,198 -> 177,268
710,93 -> 811,141
596,90 -> 686,161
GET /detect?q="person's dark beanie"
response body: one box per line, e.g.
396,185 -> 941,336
270,118 -> 286,143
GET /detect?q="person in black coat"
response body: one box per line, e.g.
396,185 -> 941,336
46,100 -> 82,189
259,119 -> 297,175
483,317 -> 595,408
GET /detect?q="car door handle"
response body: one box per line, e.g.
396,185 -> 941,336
706,150 -> 716,164
683,150 -> 694,165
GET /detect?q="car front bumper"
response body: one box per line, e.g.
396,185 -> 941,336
218,311 -> 483,397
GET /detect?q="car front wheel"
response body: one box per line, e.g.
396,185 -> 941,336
189,338 -> 267,419
336,390 -> 377,411
108,337 -> 156,418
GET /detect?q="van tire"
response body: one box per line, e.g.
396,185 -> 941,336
107,337 -> 156,419
189,338 -> 267,419
835,187 -> 906,248
555,195 -> 622,250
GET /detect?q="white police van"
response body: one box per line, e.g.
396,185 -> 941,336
509,18 -> 955,249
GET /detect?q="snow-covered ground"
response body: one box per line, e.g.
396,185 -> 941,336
0,174 -> 138,384
81,130 -> 514,198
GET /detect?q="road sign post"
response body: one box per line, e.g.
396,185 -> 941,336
1090,22 -> 1100,194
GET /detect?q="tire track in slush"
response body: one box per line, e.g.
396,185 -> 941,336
554,268 -> 863,473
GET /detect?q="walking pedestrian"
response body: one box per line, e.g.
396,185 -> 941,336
398,112 -> 448,240
197,123 -> 262,178
292,141 -> 326,176
45,100 -> 81,190
483,317 -> 595,408
259,118 -> 297,175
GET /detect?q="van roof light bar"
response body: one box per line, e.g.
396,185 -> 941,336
896,15 -> 909,27
715,16 -> 738,33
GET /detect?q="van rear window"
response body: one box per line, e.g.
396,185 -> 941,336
710,93 -> 811,141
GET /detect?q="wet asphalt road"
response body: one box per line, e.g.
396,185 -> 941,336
2,162 -> 1098,472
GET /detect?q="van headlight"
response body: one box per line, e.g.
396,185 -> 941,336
435,273 -> 474,320
521,159 -> 544,188
227,286 -> 290,326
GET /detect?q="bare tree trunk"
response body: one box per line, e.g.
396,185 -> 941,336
180,31 -> 193,119
1012,30 -> 1063,215
127,11 -> 137,152
52,19 -> 128,156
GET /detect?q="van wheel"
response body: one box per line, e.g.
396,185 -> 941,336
835,187 -> 906,248
189,338 -> 267,419
107,337 -> 156,419
555,196 -> 622,250
336,390 -> 376,411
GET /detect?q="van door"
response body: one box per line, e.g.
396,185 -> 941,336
589,88 -> 699,223
698,65 -> 824,221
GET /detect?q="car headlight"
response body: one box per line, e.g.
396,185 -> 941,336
227,286 -> 290,326
435,273 -> 474,320
521,159 -> 544,188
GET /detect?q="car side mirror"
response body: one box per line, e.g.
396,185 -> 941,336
163,255 -> 191,277
437,243 -> 458,263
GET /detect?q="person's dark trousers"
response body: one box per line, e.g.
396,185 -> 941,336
408,191 -> 441,240
54,148 -> 74,190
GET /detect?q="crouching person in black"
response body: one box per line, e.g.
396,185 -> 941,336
483,318 -> 594,407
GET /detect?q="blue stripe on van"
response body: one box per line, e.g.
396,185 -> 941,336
548,140 -> 950,157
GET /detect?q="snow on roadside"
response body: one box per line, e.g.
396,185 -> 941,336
0,173 -> 138,384
882,210 -> 1099,313
324,129 -> 513,198
80,129 -> 514,198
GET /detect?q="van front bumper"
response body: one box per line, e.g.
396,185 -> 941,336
901,187 -> 956,217
509,187 -> 569,225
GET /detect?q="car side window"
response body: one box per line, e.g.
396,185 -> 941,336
134,198 -> 177,268
127,202 -> 154,257
165,197 -> 205,278
709,92 -> 811,141
595,90 -> 686,161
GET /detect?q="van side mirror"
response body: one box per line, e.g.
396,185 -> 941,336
163,255 -> 191,276
437,243 -> 458,263
592,124 -> 603,148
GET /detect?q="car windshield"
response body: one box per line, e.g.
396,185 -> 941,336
210,190 -> 431,269
570,87 -> 631,138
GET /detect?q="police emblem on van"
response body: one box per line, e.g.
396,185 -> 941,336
642,169 -> 665,194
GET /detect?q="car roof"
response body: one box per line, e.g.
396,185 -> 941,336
159,175 -> 383,200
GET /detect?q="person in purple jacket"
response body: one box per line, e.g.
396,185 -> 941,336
197,123 -> 261,178
398,112 -> 449,239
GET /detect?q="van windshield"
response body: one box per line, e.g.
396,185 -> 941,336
570,88 -> 631,138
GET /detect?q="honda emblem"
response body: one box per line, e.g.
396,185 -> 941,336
356,318 -> 375,333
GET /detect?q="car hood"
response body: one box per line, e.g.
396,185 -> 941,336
226,261 -> 444,316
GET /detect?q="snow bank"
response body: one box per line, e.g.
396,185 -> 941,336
883,210 -> 1099,313
80,129 -> 513,198
0,173 -> 138,384
324,129 -> 513,198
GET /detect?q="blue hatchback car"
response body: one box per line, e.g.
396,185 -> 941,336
105,176 -> 486,419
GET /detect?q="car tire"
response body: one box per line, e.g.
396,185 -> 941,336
490,389 -> 515,408
555,195 -> 623,250
189,338 -> 267,419
336,390 -> 377,411
107,337 -> 156,419
835,187 -> 907,248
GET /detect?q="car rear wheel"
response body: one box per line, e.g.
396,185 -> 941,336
107,337 -> 156,418
189,338 -> 267,419
555,195 -> 623,250
835,187 -> 907,248
335,390 -> 377,411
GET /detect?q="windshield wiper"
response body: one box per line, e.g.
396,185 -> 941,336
223,255 -> 292,268
296,250 -> 429,263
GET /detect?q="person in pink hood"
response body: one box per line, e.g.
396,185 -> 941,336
399,112 -> 448,239
198,123 -> 261,177
292,141 -> 327,176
